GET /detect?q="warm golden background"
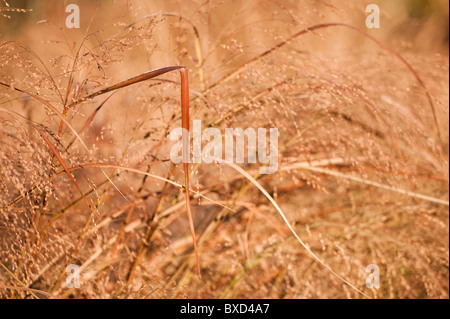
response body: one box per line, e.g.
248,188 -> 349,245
0,0 -> 448,298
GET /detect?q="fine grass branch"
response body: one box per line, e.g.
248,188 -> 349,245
2,66 -> 201,276
118,12 -> 206,90
204,23 -> 443,150
213,158 -> 370,298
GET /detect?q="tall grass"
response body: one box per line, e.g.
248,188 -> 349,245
0,0 -> 448,299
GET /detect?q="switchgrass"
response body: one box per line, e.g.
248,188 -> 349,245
0,0 -> 448,299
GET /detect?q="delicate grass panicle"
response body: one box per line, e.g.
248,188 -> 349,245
0,0 -> 448,299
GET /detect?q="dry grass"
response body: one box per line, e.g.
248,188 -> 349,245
0,0 -> 448,299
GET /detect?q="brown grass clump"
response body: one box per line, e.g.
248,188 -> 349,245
0,0 -> 448,299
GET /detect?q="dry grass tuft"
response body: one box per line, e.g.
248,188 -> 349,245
0,0 -> 448,299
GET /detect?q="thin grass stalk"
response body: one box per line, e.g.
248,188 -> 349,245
281,164 -> 449,206
203,23 -> 443,150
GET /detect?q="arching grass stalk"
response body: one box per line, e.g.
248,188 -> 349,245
204,23 -> 443,151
